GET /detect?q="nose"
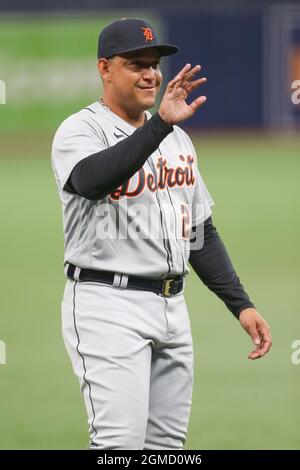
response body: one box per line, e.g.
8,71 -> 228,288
142,66 -> 157,81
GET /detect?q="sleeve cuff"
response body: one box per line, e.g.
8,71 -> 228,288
150,112 -> 174,135
234,303 -> 256,320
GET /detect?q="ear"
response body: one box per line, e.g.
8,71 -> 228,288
97,58 -> 112,82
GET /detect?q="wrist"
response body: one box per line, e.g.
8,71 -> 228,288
157,110 -> 173,126
238,306 -> 257,320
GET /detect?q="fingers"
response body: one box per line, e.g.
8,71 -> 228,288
258,338 -> 272,357
248,325 -> 272,360
249,326 -> 261,347
182,64 -> 202,85
168,63 -> 192,89
239,309 -> 272,361
189,95 -> 207,114
164,62 -> 207,120
247,325 -> 262,360
185,77 -> 207,93
168,63 -> 204,89
248,340 -> 272,359
257,326 -> 272,357
179,66 -> 207,97
248,349 -> 261,360
167,63 -> 207,114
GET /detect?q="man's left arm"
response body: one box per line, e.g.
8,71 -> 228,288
189,217 -> 272,359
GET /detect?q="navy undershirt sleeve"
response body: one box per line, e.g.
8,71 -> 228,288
189,216 -> 255,319
64,112 -> 173,200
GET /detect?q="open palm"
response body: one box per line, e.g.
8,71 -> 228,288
159,63 -> 207,125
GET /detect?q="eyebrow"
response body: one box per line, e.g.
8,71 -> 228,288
128,57 -> 161,63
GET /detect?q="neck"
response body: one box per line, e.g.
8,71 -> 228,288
100,95 -> 146,128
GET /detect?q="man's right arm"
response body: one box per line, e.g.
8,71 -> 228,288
64,62 -> 207,200
64,113 -> 173,200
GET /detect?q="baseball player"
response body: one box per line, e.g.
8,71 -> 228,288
51,18 -> 272,450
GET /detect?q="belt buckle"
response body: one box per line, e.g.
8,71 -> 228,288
162,279 -> 174,297
162,277 -> 184,297
163,278 -> 182,297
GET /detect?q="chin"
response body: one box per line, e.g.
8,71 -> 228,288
141,97 -> 156,110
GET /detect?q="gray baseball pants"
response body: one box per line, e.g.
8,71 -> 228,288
62,279 -> 194,450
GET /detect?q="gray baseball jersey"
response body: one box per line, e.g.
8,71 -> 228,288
51,100 -> 214,278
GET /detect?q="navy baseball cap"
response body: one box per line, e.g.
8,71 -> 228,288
97,18 -> 179,59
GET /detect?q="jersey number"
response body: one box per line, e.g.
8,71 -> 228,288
180,203 -> 191,240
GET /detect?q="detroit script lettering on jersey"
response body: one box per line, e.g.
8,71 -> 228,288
109,154 -> 195,200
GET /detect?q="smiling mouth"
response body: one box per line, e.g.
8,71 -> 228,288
138,86 -> 156,90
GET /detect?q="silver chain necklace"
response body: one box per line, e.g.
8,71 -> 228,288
99,97 -> 148,124
99,97 -> 111,111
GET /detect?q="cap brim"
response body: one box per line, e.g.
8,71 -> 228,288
154,44 -> 179,56
105,44 -> 179,58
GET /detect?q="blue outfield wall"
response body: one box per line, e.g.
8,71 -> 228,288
166,12 -> 263,128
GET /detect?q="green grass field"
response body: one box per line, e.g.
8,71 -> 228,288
0,132 -> 299,449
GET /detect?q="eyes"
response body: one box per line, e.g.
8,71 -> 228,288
130,60 -> 161,71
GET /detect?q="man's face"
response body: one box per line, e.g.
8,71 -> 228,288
101,48 -> 162,112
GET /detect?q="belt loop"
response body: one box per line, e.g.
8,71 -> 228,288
73,266 -> 81,281
113,273 -> 122,287
120,274 -> 129,289
64,263 -> 70,277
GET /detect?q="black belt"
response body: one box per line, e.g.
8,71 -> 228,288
65,263 -> 184,297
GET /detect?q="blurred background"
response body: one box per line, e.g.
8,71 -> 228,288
0,0 -> 299,450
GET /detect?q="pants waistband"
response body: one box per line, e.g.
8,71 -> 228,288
65,263 -> 184,297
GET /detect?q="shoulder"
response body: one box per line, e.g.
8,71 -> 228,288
52,102 -> 102,144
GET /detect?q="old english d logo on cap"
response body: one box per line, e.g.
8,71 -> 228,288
141,27 -> 154,42
97,18 -> 179,59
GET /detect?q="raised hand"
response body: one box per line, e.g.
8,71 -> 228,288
158,63 -> 207,125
